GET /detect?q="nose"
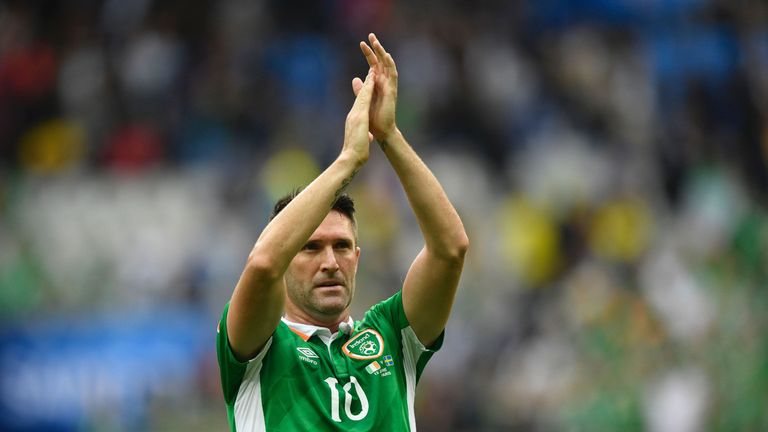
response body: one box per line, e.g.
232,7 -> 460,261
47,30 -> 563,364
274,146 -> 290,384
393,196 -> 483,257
319,246 -> 340,273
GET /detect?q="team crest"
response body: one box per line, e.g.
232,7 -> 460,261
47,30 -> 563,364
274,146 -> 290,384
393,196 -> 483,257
342,329 -> 384,360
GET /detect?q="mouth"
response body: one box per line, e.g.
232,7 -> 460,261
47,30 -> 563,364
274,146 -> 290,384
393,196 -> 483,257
314,281 -> 345,289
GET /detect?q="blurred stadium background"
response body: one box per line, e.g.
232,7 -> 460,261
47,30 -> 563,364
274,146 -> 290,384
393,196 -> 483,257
0,0 -> 767,430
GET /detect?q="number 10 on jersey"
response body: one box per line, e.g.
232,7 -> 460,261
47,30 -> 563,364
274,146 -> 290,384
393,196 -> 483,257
323,376 -> 370,422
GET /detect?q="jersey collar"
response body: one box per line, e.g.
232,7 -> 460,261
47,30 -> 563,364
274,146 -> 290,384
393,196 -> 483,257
281,316 -> 354,343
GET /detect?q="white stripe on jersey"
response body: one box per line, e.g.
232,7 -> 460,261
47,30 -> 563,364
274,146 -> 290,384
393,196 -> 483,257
234,337 -> 273,432
401,326 -> 428,432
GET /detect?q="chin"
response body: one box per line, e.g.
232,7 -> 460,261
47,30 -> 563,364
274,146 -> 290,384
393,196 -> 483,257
313,298 -> 349,316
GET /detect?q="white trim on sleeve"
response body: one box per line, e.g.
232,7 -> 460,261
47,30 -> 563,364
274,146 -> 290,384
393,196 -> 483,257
401,326 -> 430,432
234,336 -> 273,432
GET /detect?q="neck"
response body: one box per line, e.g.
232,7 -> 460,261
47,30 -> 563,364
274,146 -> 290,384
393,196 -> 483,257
284,307 -> 350,333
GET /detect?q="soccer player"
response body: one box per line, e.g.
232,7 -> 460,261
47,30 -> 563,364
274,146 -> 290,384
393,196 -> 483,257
216,33 -> 469,431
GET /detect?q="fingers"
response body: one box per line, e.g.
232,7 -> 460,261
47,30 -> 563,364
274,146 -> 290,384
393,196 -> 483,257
351,70 -> 375,111
368,33 -> 387,61
351,77 -> 363,96
366,33 -> 397,75
359,70 -> 375,101
359,41 -> 378,69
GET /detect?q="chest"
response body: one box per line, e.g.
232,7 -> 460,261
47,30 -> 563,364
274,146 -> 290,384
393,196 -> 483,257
257,326 -> 408,429
270,327 -> 400,383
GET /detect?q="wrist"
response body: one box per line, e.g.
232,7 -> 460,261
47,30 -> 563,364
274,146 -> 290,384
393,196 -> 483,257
336,151 -> 367,170
377,127 -> 401,145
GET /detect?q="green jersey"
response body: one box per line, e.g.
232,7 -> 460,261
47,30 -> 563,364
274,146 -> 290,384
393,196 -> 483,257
216,291 -> 443,431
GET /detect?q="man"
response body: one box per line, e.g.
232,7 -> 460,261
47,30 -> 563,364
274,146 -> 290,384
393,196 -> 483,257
217,33 -> 469,431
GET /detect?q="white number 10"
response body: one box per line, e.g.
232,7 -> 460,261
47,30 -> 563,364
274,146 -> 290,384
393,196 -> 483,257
323,376 -> 369,422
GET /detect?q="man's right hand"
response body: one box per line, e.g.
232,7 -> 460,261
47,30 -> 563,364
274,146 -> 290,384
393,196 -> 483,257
342,69 -> 376,165
226,68 -> 376,363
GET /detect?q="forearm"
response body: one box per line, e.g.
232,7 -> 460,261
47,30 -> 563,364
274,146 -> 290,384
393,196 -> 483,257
380,129 -> 469,260
248,154 -> 363,278
227,154 -> 362,360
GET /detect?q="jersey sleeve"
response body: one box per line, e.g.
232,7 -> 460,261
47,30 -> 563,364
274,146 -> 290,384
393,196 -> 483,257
216,302 -> 273,404
365,291 -> 445,381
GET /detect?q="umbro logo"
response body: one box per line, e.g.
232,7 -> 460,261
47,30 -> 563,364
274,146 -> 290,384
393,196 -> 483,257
297,347 -> 319,358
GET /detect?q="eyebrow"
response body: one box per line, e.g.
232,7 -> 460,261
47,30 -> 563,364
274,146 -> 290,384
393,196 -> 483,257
305,237 -> 354,245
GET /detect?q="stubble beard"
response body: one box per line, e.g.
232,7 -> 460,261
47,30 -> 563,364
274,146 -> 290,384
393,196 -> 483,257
286,276 -> 355,320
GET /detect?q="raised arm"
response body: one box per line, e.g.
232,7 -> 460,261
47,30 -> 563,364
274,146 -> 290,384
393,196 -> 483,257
226,71 -> 376,361
356,34 -> 469,346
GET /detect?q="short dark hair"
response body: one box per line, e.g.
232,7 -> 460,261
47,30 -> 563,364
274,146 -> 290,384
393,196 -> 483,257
270,188 -> 357,228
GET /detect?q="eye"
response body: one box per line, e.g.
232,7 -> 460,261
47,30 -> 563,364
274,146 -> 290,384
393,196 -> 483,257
303,242 -> 320,251
334,240 -> 352,250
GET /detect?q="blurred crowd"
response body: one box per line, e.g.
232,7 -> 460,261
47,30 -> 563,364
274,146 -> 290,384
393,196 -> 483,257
1,0 -> 767,430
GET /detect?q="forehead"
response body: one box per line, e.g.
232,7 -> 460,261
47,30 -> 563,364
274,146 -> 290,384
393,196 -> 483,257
308,211 -> 356,242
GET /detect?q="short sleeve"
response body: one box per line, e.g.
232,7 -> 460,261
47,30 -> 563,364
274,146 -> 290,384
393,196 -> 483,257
365,291 -> 445,381
366,291 -> 445,348
216,302 -> 273,403
366,291 -> 410,331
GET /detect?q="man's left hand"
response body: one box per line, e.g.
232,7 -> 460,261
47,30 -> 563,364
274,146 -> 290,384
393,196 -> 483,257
352,33 -> 399,143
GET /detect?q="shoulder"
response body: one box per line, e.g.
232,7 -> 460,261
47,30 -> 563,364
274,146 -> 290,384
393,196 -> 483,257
362,291 -> 409,330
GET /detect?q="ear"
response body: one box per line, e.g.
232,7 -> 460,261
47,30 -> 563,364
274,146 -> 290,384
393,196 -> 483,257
353,246 -> 361,274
